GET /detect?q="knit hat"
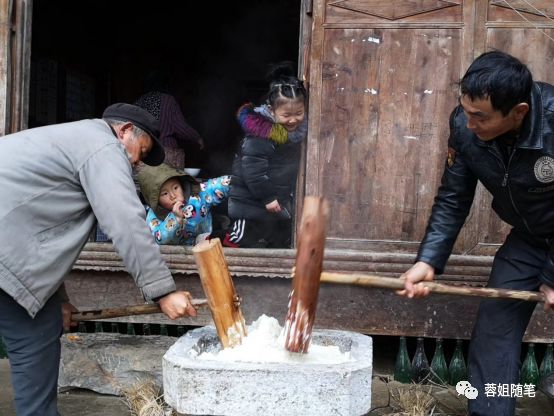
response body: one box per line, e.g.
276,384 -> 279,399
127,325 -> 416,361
102,103 -> 164,166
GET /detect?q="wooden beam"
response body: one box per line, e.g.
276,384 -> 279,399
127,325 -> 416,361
68,242 -> 554,342
64,269 -> 554,343
74,242 -> 495,283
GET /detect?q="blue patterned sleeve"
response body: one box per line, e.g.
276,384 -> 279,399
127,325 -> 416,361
198,176 -> 231,209
145,207 -> 182,245
179,195 -> 202,235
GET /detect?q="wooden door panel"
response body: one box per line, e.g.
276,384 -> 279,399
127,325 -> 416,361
317,27 -> 461,244
487,29 -> 554,84
325,0 -> 462,24
488,1 -> 554,21
455,6 -> 554,254
456,24 -> 554,253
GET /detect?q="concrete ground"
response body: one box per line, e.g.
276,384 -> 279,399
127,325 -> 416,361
1,349 -> 554,415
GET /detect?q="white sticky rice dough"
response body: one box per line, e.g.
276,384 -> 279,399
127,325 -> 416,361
193,314 -> 352,364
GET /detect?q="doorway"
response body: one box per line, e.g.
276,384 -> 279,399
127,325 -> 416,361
29,0 -> 302,177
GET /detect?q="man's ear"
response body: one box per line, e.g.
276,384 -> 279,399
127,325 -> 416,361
512,102 -> 529,122
116,122 -> 134,140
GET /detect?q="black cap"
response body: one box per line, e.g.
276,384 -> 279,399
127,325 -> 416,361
102,103 -> 165,166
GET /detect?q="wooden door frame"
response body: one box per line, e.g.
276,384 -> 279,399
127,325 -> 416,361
0,0 -> 12,136
293,0 -> 315,246
10,0 -> 32,133
0,0 -> 32,136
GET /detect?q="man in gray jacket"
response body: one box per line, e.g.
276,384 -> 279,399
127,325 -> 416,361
0,103 -> 197,416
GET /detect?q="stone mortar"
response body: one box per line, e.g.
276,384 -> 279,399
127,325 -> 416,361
163,326 -> 372,416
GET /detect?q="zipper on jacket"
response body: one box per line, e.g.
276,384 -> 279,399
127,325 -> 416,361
488,146 -> 534,235
504,149 -> 533,234
501,173 -> 508,187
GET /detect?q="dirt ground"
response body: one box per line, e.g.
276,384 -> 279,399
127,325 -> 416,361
2,356 -> 553,416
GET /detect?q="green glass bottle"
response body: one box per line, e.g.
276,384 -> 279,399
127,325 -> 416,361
177,325 -> 186,337
448,339 -> 467,385
160,324 -> 169,336
411,337 -> 430,383
540,343 -> 554,380
94,322 -> 104,333
0,336 -> 7,359
126,323 -> 136,336
110,322 -> 119,333
521,343 -> 540,386
394,336 -> 412,383
143,324 -> 151,336
78,322 -> 87,333
430,338 -> 449,384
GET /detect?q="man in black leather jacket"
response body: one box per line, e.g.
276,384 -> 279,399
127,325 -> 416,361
398,51 -> 554,415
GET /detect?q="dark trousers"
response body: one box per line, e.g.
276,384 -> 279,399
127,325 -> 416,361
468,230 -> 545,416
0,289 -> 62,416
221,218 -> 292,248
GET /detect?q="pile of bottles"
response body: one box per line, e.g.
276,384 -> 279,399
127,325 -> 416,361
520,342 -> 554,386
394,337 -> 554,386
0,337 -> 6,359
75,321 -> 188,337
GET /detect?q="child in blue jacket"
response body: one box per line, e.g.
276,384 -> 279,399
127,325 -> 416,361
136,163 -> 230,245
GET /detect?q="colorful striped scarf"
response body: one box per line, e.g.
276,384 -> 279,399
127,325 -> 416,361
236,103 -> 308,145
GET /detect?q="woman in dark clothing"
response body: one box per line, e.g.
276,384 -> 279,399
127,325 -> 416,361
135,91 -> 204,169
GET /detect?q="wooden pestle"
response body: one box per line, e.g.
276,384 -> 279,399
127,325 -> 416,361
284,196 -> 329,353
193,238 -> 247,348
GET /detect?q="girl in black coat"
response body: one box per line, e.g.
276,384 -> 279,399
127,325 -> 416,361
219,63 -> 308,248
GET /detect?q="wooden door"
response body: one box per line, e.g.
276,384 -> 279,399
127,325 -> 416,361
457,1 -> 554,256
304,0 -> 554,255
0,0 -> 32,137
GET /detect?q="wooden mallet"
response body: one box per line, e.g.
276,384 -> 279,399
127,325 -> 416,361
72,238 -> 246,349
284,196 -> 546,353
284,196 -> 329,353
193,238 -> 247,348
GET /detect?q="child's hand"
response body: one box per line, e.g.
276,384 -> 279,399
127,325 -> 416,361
265,199 -> 281,213
172,201 -> 185,224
